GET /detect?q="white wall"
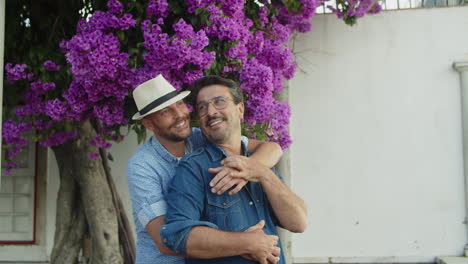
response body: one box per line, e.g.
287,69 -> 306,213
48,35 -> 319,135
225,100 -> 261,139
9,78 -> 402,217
290,6 -> 468,263
108,131 -> 139,234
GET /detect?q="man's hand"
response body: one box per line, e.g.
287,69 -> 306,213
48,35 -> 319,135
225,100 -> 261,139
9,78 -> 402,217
208,156 -> 270,195
241,220 -> 281,264
208,166 -> 248,195
221,155 -> 269,182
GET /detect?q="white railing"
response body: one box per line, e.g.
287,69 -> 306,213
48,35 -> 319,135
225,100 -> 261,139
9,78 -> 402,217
316,0 -> 467,13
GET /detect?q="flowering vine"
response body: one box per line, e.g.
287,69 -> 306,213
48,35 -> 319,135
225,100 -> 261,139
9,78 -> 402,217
3,0 -> 381,170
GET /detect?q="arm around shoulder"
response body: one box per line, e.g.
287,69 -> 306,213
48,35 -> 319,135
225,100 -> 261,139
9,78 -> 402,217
260,167 -> 308,233
247,139 -> 283,168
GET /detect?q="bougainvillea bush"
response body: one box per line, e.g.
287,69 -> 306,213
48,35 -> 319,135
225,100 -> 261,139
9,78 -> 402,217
3,0 -> 382,167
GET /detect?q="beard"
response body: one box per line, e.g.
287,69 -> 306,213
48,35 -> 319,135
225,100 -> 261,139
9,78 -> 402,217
154,115 -> 191,142
203,115 -> 235,144
158,130 -> 189,142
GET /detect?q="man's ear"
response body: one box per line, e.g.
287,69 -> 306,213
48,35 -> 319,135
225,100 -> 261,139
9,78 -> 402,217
237,102 -> 245,119
141,118 -> 152,131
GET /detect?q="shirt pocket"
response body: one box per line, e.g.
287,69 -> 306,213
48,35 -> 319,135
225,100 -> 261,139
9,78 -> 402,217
206,193 -> 246,232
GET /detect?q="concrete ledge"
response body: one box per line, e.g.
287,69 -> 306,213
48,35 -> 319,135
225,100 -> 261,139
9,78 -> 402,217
437,257 -> 468,264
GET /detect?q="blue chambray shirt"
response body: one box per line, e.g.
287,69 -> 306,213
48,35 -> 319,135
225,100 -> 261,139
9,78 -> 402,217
127,127 -> 248,264
161,141 -> 285,264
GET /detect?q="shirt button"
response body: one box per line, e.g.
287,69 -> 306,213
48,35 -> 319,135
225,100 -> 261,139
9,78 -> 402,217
249,201 -> 253,205
222,202 -> 227,206
162,226 -> 166,230
256,200 -> 260,203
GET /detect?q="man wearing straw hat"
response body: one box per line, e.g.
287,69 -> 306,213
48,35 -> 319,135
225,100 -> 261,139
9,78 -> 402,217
127,74 -> 283,264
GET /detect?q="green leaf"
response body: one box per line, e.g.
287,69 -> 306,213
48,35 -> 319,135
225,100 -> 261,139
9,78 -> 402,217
189,16 -> 200,27
283,0 -> 303,13
117,31 -> 126,42
63,122 -> 73,131
33,134 -> 43,141
344,15 -> 358,26
168,0 -> 185,15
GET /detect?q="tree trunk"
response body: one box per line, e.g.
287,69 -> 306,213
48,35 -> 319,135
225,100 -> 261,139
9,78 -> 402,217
50,144 -> 85,264
50,121 -> 127,264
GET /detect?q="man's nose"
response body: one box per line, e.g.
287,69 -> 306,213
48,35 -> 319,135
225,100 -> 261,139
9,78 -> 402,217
173,106 -> 186,118
206,102 -> 218,116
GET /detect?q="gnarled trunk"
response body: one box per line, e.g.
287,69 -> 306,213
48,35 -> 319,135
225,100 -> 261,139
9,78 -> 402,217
50,145 -> 85,264
50,121 -> 135,264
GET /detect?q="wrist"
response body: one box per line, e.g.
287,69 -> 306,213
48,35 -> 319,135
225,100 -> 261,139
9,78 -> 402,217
258,166 -> 273,184
240,232 -> 256,255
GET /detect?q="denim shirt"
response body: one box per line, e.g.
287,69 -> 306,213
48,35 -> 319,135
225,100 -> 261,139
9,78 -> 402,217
161,142 -> 285,264
127,128 -> 249,264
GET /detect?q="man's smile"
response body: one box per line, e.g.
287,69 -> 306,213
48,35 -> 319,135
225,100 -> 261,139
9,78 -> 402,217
207,116 -> 226,128
174,120 -> 186,128
172,116 -> 190,130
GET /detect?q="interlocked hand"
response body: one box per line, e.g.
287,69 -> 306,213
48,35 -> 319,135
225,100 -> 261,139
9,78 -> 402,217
240,220 -> 281,264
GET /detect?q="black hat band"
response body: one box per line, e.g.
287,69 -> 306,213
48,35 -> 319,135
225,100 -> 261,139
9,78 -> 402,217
139,90 -> 180,115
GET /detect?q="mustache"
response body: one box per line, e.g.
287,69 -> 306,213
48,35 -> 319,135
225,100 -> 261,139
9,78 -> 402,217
206,115 -> 227,125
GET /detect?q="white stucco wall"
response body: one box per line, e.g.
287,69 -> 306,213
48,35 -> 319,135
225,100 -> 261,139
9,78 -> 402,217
108,131 -> 139,233
290,6 -> 468,263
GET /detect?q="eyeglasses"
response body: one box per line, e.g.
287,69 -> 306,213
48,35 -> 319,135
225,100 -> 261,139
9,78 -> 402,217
197,96 -> 233,117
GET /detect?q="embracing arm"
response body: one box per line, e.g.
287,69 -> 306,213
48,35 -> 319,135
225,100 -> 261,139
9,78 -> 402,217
126,155 -> 179,256
146,213 -> 279,260
185,224 -> 280,263
259,167 -> 308,233
145,216 -> 180,256
208,139 -> 283,195
246,139 -> 283,168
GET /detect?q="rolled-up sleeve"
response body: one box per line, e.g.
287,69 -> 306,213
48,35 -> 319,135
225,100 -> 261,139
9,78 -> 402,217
160,161 -> 218,255
127,159 -> 167,228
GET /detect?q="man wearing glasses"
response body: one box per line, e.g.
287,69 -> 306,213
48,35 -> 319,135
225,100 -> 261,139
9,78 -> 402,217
127,75 -> 283,264
161,75 -> 308,264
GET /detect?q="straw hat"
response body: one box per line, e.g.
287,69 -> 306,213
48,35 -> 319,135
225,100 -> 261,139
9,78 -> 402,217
132,74 -> 190,120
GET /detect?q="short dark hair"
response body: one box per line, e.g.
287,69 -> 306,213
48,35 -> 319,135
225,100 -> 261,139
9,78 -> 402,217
191,75 -> 244,105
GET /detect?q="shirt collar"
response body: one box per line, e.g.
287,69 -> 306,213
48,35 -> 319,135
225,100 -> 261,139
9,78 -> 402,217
149,136 -> 191,163
206,139 -> 249,162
